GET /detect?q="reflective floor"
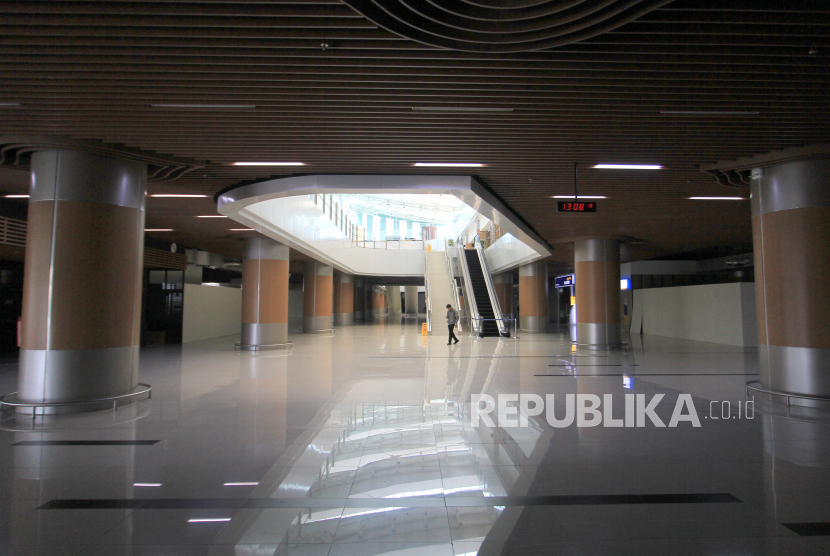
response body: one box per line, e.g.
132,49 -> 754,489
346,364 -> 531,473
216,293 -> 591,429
1,319 -> 829,555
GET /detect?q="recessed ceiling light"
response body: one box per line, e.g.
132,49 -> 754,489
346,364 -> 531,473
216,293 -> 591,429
551,195 -> 607,199
188,518 -> 232,523
594,164 -> 662,170
144,229 -> 174,232
4,194 -> 29,198
152,104 -> 256,109
0,103 -> 21,107
133,483 -> 162,487
230,228 -> 254,231
688,197 -> 747,200
414,163 -> 483,167
233,162 -> 305,166
150,194 -> 209,198
660,111 -> 759,115
411,107 -> 513,112
197,215 -> 228,218
224,482 -> 259,486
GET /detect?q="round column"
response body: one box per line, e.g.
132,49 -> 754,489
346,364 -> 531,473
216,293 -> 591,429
303,261 -> 333,332
404,286 -> 418,316
386,286 -> 402,317
371,286 -> 382,318
333,272 -> 355,325
241,237 -> 289,348
752,158 -> 830,398
354,277 -> 365,322
493,272 -> 514,319
518,261 -> 548,332
18,149 -> 146,410
575,239 -> 622,346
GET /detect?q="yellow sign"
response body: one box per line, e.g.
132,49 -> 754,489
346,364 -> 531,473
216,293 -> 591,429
421,323 -> 428,336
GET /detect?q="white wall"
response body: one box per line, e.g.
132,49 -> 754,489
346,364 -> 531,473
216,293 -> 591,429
637,282 -> 757,346
620,260 -> 697,278
182,284 -> 242,343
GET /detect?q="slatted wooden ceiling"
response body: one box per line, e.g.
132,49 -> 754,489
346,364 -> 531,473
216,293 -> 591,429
0,0 -> 828,262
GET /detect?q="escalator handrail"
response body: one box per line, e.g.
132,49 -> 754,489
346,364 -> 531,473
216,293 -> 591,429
423,246 -> 431,333
444,239 -> 463,333
474,236 -> 509,336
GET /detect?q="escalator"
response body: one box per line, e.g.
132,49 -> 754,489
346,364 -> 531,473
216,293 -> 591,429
463,249 -> 501,337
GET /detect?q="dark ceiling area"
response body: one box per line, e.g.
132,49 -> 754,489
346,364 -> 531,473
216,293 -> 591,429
0,0 -> 828,263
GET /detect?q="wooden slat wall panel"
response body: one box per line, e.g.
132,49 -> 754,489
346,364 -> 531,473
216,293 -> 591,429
143,247 -> 187,270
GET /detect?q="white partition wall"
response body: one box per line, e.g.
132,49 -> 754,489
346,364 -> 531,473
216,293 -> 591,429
638,282 -> 757,347
182,285 -> 242,343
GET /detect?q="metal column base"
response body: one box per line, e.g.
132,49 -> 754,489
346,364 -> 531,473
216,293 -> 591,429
234,341 -> 294,351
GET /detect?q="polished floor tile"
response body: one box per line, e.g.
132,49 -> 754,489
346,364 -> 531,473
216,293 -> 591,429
0,320 -> 829,555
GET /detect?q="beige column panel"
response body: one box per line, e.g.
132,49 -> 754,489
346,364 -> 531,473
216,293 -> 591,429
371,287 -> 382,317
751,157 -> 830,398
18,149 -> 146,409
333,272 -> 355,325
493,273 -> 514,318
518,261 -> 548,332
575,239 -> 622,346
303,261 -> 334,332
240,237 -> 289,348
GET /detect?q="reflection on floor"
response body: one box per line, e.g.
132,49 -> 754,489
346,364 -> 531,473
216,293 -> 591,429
1,318 -> 829,555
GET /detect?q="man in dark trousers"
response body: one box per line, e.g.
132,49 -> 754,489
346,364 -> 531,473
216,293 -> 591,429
446,304 -> 460,345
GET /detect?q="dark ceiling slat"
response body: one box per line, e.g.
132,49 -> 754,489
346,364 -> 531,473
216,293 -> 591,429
0,0 -> 826,262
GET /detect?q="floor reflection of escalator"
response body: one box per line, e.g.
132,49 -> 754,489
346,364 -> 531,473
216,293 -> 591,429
464,250 -> 500,337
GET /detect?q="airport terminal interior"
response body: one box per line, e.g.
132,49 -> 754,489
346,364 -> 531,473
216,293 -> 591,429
0,1 -> 829,555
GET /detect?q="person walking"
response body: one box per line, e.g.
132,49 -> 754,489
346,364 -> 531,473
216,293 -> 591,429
446,304 -> 460,345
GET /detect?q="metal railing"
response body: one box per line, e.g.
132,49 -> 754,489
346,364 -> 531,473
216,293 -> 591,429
746,381 -> 830,408
473,236 -> 509,337
444,239 -> 463,333
351,240 -> 424,250
0,383 -> 153,419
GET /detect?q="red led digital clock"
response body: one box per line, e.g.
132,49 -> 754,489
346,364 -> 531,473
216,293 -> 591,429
557,201 -> 597,213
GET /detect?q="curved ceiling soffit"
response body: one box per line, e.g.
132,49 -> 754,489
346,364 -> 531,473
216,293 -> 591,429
699,143 -> 830,188
0,135 -> 206,183
217,174 -> 552,257
340,0 -> 675,53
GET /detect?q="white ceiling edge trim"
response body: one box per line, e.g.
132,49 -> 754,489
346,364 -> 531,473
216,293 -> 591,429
217,174 -> 551,272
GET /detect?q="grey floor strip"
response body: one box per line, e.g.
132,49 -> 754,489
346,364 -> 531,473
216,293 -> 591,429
38,493 -> 741,510
782,522 -> 830,536
535,373 -> 759,377
13,440 -> 160,446
548,364 -> 640,367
